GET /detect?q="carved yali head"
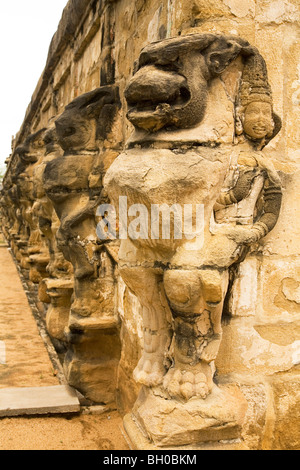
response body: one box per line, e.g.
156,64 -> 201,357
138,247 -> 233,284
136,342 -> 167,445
13,128 -> 47,182
7,184 -> 20,205
236,52 -> 282,147
55,86 -> 120,153
43,126 -> 61,156
125,33 -> 254,132
14,128 -> 47,165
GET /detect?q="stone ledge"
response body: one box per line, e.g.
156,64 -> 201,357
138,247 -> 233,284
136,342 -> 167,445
0,385 -> 80,417
123,414 -> 249,451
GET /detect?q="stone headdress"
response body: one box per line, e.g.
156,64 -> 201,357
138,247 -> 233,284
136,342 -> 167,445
239,53 -> 272,107
236,51 -> 282,146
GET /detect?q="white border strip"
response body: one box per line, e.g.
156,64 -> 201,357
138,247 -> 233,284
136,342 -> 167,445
0,341 -> 6,365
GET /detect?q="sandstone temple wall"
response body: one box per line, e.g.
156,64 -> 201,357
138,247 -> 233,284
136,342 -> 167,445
1,0 -> 299,450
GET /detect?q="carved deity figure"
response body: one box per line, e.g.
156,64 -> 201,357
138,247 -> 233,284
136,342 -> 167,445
214,51 -> 282,242
104,33 -> 282,405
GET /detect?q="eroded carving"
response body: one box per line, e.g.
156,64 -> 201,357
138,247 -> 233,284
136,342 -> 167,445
125,34 -> 253,132
104,33 -> 282,446
43,86 -> 121,401
44,86 -> 120,327
10,129 -> 49,277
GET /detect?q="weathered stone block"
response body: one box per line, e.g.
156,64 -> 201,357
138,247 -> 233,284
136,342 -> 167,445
125,384 -> 247,448
0,385 -> 80,417
272,372 -> 300,450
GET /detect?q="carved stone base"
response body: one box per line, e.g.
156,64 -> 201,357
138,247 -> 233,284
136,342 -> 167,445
45,278 -> 74,341
63,327 -> 121,404
124,384 -> 248,449
123,414 -> 249,450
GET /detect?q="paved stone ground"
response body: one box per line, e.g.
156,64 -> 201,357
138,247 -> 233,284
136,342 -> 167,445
0,236 -> 130,450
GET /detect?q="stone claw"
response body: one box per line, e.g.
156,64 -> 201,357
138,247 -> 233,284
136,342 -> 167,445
163,367 -> 210,401
133,354 -> 166,386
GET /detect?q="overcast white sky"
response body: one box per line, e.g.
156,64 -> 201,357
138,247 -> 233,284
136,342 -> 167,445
0,0 -> 68,166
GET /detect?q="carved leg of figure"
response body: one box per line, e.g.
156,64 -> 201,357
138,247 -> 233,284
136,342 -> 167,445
120,266 -> 173,387
57,237 -> 95,279
68,249 -> 116,328
163,268 -> 229,400
45,279 -> 74,342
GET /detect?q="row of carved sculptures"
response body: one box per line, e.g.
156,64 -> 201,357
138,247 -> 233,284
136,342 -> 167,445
0,33 -> 282,440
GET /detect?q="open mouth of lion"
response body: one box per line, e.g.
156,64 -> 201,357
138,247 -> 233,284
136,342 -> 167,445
125,66 -> 191,131
126,87 -> 191,132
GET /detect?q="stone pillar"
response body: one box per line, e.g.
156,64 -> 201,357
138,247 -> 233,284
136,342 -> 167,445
43,85 -> 122,403
105,32 -> 283,448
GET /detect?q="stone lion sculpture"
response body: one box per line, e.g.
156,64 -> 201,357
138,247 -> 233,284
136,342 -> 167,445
104,33 -> 282,401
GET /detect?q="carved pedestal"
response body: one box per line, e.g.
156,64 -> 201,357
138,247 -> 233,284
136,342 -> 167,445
64,324 -> 121,404
124,384 -> 247,449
